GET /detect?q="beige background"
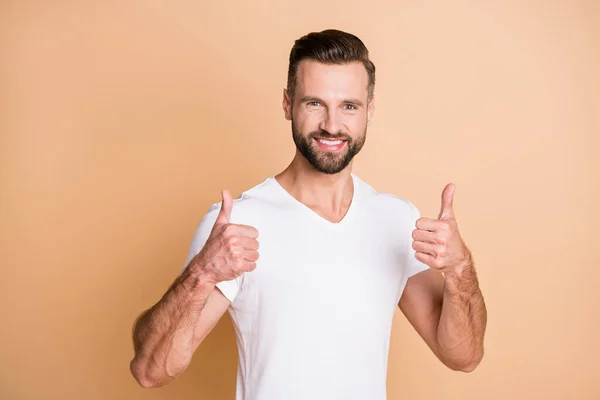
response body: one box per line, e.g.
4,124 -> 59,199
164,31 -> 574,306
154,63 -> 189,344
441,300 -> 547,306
1,1 -> 599,399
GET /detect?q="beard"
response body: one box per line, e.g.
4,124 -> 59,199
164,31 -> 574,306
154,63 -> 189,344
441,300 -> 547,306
291,119 -> 367,175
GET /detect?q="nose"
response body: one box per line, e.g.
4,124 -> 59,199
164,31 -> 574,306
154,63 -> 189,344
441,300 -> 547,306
319,108 -> 343,135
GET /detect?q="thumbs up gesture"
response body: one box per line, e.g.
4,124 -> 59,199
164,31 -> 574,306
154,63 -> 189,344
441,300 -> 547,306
411,184 -> 472,275
196,190 -> 260,284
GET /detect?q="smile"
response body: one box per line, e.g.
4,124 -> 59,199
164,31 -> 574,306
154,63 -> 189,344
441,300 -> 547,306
317,138 -> 345,145
313,137 -> 348,152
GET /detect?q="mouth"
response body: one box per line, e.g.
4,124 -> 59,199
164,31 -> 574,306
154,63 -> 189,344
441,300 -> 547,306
313,137 -> 348,152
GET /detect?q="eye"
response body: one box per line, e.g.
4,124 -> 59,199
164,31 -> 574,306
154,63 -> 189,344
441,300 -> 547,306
344,104 -> 358,110
307,101 -> 321,107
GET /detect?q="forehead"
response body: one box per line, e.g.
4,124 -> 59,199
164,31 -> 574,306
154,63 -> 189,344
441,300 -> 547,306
295,60 -> 369,100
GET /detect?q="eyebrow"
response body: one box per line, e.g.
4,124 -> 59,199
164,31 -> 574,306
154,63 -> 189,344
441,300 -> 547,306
299,96 -> 365,107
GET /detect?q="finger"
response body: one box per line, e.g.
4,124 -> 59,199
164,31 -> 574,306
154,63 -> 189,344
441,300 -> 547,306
234,224 -> 259,239
245,261 -> 257,272
438,183 -> 456,220
412,229 -> 438,244
415,251 -> 436,266
243,250 -> 260,262
416,217 -> 445,232
412,240 -> 437,257
215,190 -> 233,225
240,237 -> 259,251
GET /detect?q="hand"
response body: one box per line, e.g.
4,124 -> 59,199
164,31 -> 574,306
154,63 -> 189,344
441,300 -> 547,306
411,183 -> 471,276
195,190 -> 260,284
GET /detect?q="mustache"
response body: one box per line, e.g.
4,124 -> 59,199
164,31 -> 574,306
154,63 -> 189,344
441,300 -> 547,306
309,130 -> 351,141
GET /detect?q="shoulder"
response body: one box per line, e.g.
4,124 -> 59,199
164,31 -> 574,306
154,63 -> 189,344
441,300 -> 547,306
204,176 -> 280,224
354,174 -> 420,222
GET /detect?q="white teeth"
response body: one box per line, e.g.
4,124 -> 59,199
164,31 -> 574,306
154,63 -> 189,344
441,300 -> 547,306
318,139 -> 344,145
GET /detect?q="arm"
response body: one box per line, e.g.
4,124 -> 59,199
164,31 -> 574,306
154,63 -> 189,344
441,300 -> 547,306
400,184 -> 487,372
439,257 -> 486,370
130,267 -> 230,388
399,258 -> 487,372
130,189 -> 259,387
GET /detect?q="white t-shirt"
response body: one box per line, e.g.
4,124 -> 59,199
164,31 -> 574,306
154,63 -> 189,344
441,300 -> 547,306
183,173 -> 429,400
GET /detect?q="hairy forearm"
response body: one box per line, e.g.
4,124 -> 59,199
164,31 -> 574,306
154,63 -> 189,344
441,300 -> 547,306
437,259 -> 487,371
130,265 -> 215,387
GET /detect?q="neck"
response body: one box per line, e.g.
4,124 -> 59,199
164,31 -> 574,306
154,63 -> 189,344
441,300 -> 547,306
274,152 -> 355,221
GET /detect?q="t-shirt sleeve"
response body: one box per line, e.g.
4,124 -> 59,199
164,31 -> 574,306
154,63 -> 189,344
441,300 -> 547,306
405,201 -> 431,278
181,203 -> 243,303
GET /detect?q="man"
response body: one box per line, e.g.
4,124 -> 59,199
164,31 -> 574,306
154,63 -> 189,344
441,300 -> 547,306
130,29 -> 487,399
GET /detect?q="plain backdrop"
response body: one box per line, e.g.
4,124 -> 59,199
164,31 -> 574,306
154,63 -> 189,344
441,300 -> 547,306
1,1 -> 599,399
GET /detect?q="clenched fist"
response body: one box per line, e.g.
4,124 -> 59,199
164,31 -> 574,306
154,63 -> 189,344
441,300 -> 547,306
411,183 -> 472,275
194,190 -> 260,284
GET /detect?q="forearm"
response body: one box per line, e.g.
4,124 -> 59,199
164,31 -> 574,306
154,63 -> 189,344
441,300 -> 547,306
130,265 -> 216,387
437,259 -> 487,371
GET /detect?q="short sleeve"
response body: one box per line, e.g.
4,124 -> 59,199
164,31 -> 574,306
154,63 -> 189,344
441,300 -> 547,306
406,201 -> 430,278
181,203 -> 243,303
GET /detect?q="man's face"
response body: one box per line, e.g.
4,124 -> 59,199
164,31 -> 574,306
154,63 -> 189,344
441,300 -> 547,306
283,60 -> 375,175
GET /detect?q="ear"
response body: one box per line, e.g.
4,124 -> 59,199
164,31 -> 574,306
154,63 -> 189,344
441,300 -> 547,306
367,95 -> 375,124
283,88 -> 292,121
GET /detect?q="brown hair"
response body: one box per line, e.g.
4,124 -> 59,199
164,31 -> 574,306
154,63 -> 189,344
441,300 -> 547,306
286,29 -> 376,101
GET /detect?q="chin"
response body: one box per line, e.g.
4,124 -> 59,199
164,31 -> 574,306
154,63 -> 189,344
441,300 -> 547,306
311,158 -> 352,175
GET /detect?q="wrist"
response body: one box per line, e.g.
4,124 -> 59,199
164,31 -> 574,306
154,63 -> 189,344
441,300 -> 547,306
182,259 -> 218,291
444,257 -> 478,295
445,259 -> 472,282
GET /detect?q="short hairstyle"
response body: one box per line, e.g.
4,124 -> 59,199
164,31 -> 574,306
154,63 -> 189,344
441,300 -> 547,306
286,29 -> 376,101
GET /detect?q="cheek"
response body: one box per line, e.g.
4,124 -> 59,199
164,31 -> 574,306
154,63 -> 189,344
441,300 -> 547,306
346,115 -> 367,132
294,111 -> 322,132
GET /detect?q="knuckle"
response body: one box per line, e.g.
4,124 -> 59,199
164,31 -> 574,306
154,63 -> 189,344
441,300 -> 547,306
232,263 -> 245,275
223,224 -> 236,235
233,266 -> 245,276
436,245 -> 446,257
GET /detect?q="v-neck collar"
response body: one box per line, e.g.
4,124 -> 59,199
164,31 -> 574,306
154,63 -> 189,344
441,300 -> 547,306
271,173 -> 359,227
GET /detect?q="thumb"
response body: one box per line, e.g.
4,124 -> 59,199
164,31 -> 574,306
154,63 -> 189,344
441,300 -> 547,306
438,183 -> 456,220
215,190 -> 233,224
